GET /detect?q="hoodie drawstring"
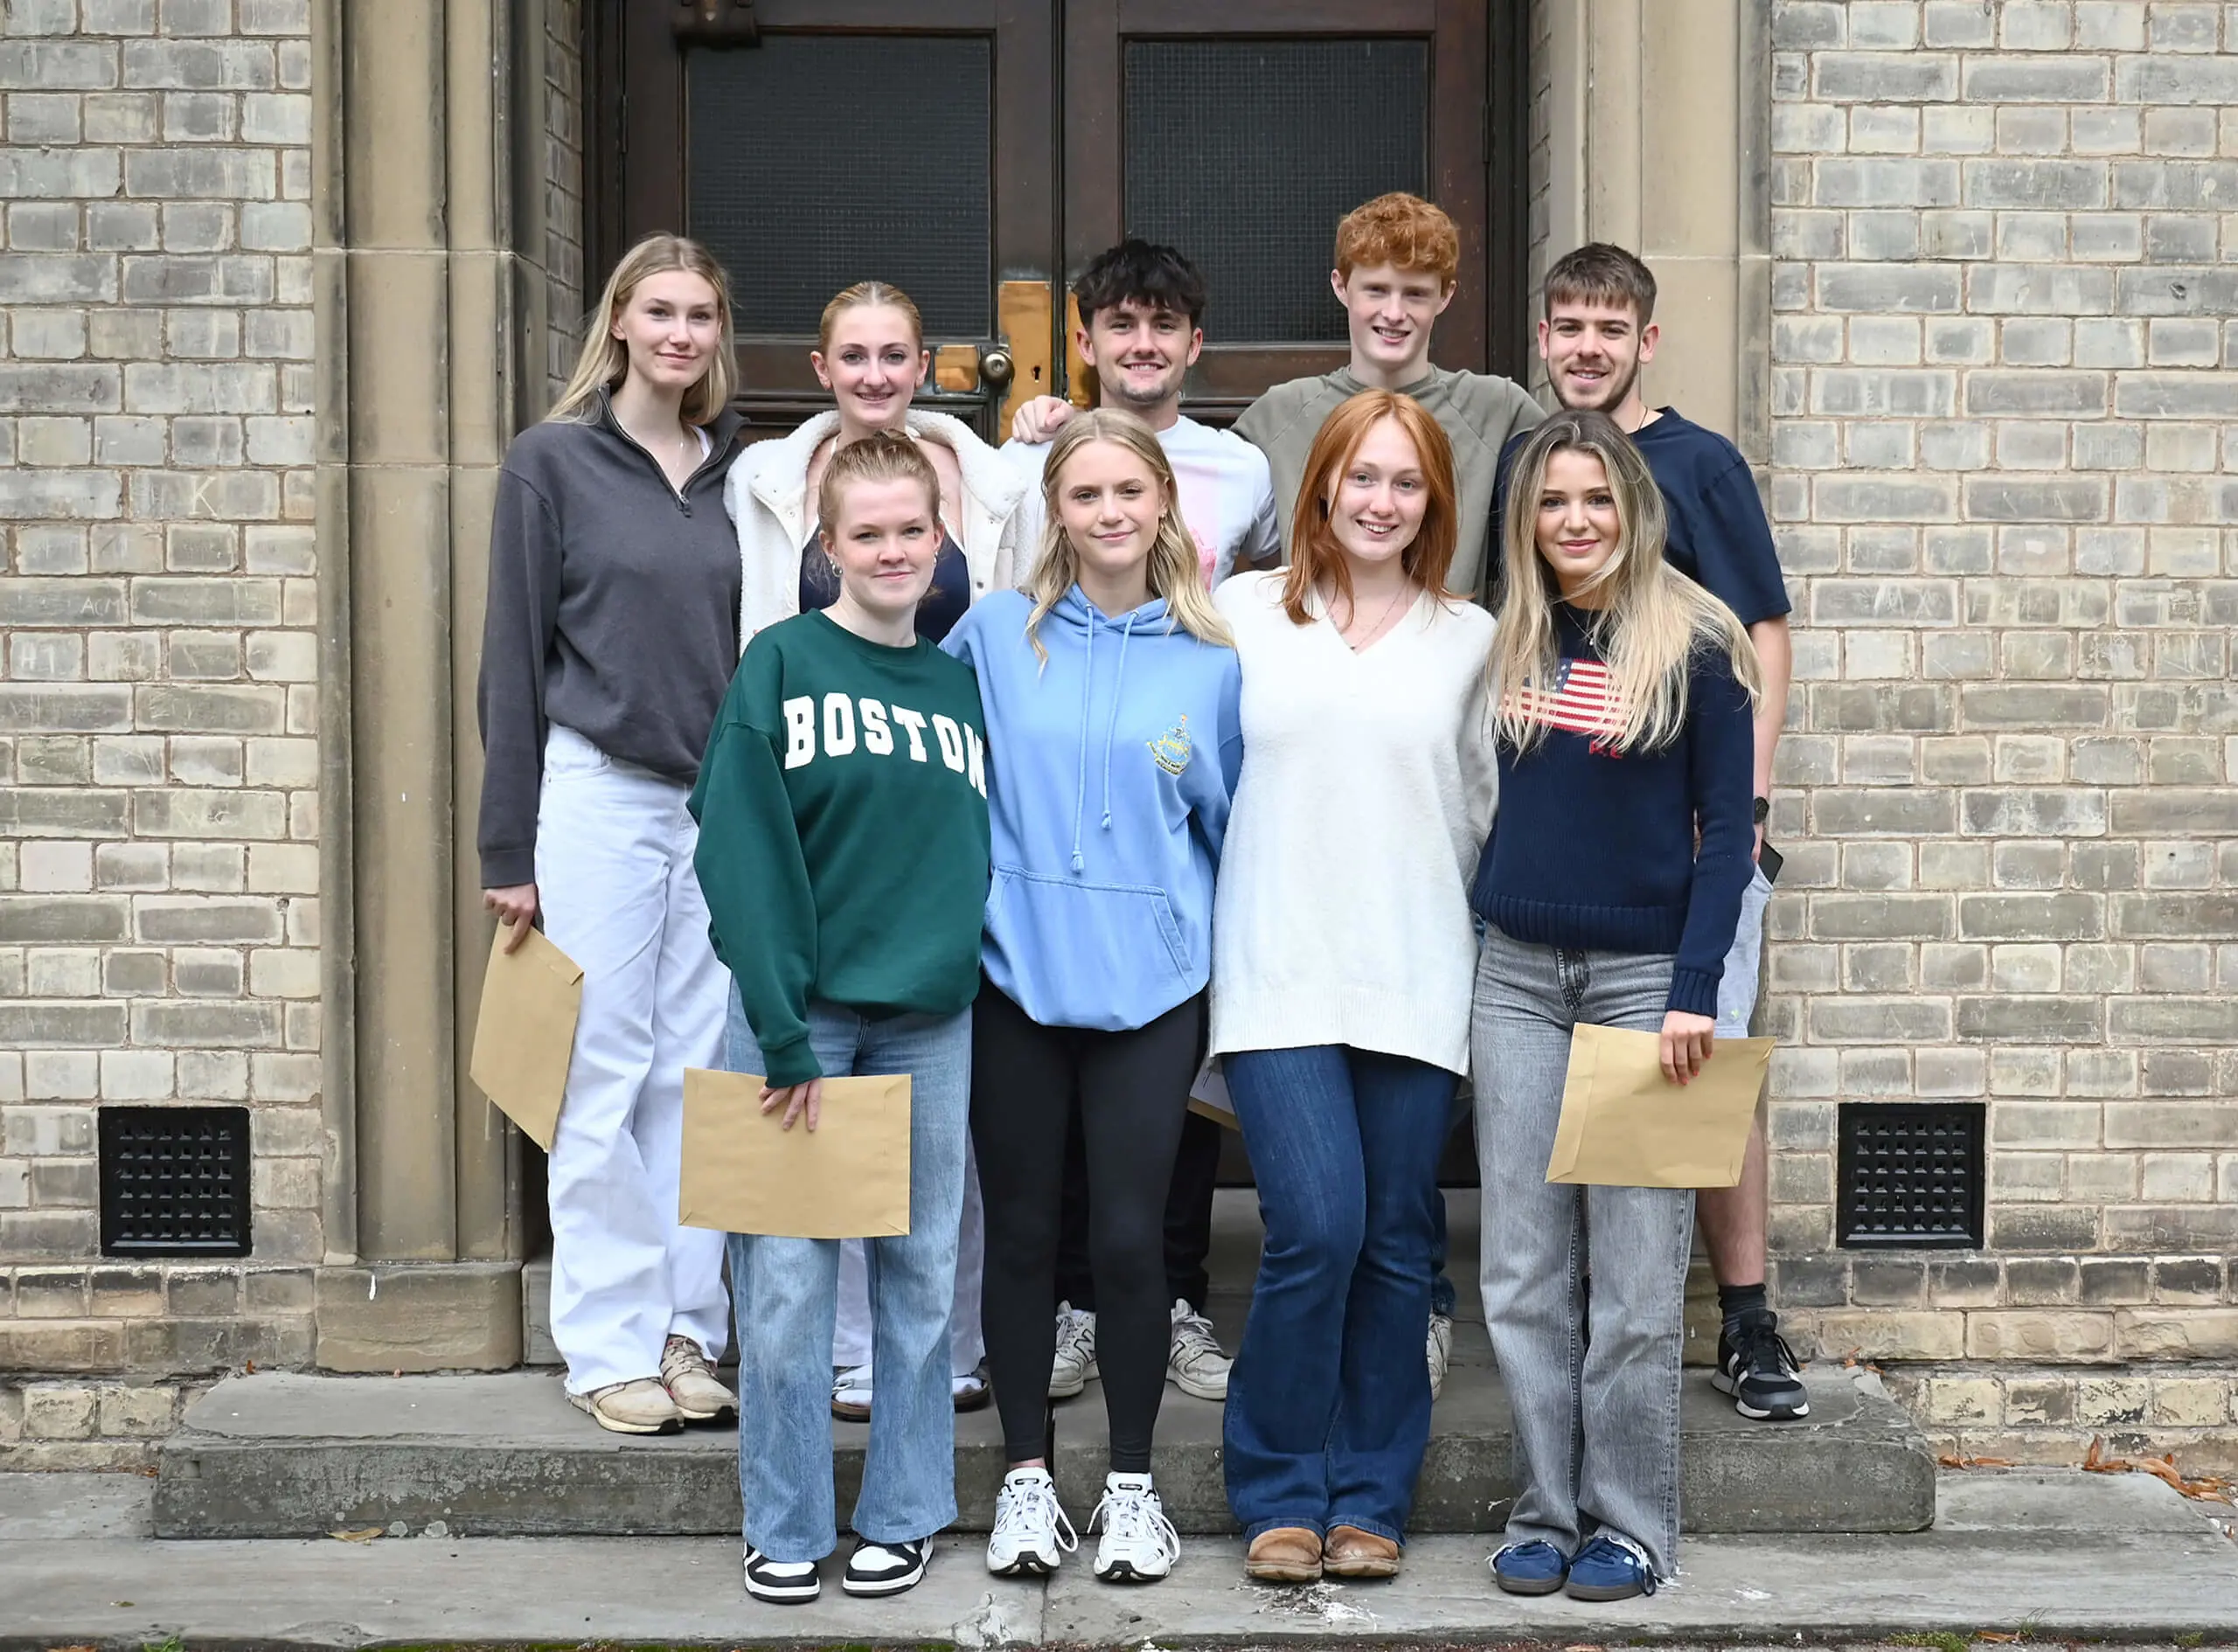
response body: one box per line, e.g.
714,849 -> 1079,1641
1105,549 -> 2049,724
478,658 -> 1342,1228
1070,617 -> 1095,873
1100,613 -> 1136,837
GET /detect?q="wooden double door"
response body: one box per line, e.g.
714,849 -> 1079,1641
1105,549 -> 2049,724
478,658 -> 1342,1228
591,0 -> 1526,439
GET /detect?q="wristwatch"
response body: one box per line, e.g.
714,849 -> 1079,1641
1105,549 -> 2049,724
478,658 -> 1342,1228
1752,795 -> 1771,825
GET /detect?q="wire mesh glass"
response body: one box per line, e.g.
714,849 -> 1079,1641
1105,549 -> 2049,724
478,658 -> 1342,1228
687,36 -> 992,337
1122,39 -> 1430,343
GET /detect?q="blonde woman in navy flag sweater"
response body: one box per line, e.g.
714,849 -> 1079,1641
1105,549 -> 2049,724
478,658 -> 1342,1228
1471,408 -> 1760,1605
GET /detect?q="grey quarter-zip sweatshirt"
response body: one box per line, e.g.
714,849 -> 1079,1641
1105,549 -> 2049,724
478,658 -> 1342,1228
476,390 -> 747,888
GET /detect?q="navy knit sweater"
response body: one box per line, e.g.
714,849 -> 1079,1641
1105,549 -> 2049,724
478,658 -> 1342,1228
1470,602 -> 1756,1017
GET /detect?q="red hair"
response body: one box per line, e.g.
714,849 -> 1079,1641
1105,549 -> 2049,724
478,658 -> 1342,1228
1282,391 -> 1459,625
1334,191 -> 1461,288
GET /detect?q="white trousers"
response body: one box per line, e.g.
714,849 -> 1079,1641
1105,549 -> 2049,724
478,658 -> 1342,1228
537,725 -> 731,1394
832,1149 -> 985,1378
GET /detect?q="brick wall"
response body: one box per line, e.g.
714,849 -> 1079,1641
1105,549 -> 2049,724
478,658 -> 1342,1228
0,0 -> 319,1466
1761,0 -> 2236,1467
543,0 -> 581,405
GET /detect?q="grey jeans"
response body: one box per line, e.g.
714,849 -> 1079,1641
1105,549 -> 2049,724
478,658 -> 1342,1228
1471,924 -> 1695,1579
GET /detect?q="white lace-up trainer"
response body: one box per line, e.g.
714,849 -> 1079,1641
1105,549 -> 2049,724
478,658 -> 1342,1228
1166,1298 -> 1232,1400
660,1334 -> 737,1423
1427,1312 -> 1454,1401
985,1465 -> 1078,1577
1089,1471 -> 1180,1583
1049,1301 -> 1098,1399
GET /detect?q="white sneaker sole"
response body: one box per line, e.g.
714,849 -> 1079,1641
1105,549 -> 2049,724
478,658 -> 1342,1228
1095,1556 -> 1171,1583
1168,1366 -> 1228,1401
1048,1369 -> 1092,1400
842,1560 -> 928,1597
1711,1367 -> 1810,1419
987,1548 -> 1061,1578
568,1392 -> 681,1435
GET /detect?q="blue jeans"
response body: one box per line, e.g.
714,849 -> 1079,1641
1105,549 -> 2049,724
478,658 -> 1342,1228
1471,927 -> 1694,1579
1223,1045 -> 1456,1544
724,990 -> 972,1563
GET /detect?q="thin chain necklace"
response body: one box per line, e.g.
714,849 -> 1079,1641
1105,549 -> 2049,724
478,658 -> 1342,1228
1341,580 -> 1412,651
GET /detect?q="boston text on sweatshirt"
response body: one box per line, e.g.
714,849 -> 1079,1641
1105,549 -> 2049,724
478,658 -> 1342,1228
689,610 -> 991,1087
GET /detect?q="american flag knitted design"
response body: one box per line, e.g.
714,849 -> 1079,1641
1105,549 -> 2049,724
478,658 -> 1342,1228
1506,656 -> 1626,754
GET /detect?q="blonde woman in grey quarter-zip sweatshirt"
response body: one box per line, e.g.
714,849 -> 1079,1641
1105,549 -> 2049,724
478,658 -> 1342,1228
474,235 -> 747,1440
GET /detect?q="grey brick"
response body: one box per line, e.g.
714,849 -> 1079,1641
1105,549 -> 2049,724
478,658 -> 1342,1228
1963,56 -> 2112,102
0,578 -> 127,628
2113,371 -> 2238,420
1813,52 -> 1959,102
2109,789 -> 2238,834
0,40 -> 119,89
1815,156 -> 1961,206
1956,996 -> 2104,1043
129,1002 -> 282,1048
2112,161 -> 2238,210
132,684 -> 285,734
1957,893 -> 2108,941
1962,474 -> 2111,523
119,38 -> 275,90
1965,263 -> 2115,313
0,896 -> 131,944
2110,893 -> 2238,940
1813,475 -> 1959,522
133,897 -> 283,944
0,1003 -> 129,1047
0,364 -> 122,414
1808,894 -> 1952,941
122,147 -> 275,201
2113,55 -> 2238,105
1811,788 -> 1959,836
1816,263 -> 1963,312
1960,684 -> 2109,728
1809,997 -> 1953,1043
1963,158 -> 2108,210
1809,367 -> 1957,417
2113,267 -> 2238,316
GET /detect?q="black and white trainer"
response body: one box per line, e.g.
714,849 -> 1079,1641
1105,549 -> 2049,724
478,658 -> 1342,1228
741,1544 -> 820,1604
1088,1472 -> 1180,1583
842,1535 -> 930,1597
1713,1310 -> 1810,1420
986,1465 -> 1078,1576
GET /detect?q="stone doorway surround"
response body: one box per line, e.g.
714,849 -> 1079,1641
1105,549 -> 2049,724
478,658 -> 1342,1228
309,0 -> 1781,1367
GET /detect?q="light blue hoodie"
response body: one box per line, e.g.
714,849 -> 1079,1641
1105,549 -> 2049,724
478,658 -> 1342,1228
943,587 -> 1242,1031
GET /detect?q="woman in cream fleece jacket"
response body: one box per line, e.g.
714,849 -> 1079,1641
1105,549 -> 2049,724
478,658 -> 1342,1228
722,280 -> 1030,1419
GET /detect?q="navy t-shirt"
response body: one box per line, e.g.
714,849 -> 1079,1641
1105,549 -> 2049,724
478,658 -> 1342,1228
1492,407 -> 1791,626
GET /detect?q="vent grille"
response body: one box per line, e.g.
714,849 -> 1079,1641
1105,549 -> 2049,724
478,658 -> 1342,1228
99,1105 -> 253,1257
1837,1101 -> 1984,1249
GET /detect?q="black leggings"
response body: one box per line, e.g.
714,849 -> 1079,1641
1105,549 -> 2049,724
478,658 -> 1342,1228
971,979 -> 1204,1471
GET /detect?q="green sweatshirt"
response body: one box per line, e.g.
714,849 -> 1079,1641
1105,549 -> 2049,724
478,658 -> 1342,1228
1234,364 -> 1545,606
689,610 -> 991,1087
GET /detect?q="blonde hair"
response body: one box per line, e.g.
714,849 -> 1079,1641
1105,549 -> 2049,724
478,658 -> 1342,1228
549,233 -> 736,427
818,281 -> 925,352
1282,391 -> 1459,627
1025,410 -> 1231,662
1491,408 -> 1762,753
816,429 -> 941,540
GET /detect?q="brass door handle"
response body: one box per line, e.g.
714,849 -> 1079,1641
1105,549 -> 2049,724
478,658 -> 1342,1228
978,349 -> 1015,388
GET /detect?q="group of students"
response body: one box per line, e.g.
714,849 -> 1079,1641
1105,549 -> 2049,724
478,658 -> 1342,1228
476,191 -> 1801,1610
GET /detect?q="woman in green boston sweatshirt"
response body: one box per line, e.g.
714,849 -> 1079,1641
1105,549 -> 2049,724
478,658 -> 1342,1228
689,432 -> 991,1607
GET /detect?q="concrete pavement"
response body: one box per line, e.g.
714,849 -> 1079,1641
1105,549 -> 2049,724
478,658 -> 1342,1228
4,1467 -> 2235,1648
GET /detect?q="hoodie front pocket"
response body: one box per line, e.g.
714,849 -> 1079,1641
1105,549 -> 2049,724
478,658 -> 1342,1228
990,865 -> 1192,1027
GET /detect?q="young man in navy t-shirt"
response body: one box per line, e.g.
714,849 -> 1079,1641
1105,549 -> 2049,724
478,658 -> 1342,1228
1491,243 -> 1803,1425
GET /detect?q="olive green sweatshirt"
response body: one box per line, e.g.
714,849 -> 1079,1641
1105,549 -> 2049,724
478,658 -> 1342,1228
1234,364 -> 1544,606
688,611 -> 991,1087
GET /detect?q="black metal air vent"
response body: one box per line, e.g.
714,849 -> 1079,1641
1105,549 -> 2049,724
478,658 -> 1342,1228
1837,1100 -> 1984,1249
99,1105 -> 252,1257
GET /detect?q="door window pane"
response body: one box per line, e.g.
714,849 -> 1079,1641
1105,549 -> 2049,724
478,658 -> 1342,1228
688,37 -> 992,337
1122,40 -> 1429,343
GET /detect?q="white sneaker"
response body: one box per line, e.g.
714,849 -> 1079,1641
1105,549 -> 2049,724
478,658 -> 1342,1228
1089,1471 -> 1180,1583
831,1363 -> 872,1422
1049,1301 -> 1098,1399
1427,1312 -> 1454,1402
660,1334 -> 737,1423
1166,1298 -> 1232,1400
985,1465 -> 1077,1576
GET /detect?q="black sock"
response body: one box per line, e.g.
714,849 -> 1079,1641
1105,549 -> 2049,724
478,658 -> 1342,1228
1718,1282 -> 1769,1336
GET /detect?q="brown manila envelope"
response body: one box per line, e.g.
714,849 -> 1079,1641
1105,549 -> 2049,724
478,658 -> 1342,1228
678,1068 -> 912,1239
1545,1023 -> 1776,1189
468,923 -> 584,1153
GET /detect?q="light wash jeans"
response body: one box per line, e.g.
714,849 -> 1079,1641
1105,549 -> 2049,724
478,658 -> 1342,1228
724,989 -> 972,1564
1471,925 -> 1695,1579
535,725 -> 730,1394
831,1152 -> 984,1379
1715,863 -> 1774,1039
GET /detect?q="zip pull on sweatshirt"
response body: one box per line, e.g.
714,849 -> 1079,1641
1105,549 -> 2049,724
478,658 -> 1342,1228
945,587 -> 1242,1034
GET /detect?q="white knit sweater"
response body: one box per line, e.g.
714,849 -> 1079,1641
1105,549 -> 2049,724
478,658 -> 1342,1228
1208,571 -> 1498,1077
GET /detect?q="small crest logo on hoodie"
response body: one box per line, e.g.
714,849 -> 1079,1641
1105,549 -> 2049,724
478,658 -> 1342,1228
1147,714 -> 1192,776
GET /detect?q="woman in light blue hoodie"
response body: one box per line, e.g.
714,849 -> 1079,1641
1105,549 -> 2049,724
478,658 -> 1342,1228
942,409 -> 1241,1586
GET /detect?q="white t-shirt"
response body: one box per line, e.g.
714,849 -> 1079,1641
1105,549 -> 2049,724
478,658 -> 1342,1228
1005,413 -> 1281,589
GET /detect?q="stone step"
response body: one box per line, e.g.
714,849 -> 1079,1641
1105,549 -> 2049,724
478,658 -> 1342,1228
153,1363 -> 1934,1539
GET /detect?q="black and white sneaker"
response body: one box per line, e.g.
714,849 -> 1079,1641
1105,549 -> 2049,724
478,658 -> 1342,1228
1713,1311 -> 1810,1420
843,1535 -> 930,1597
742,1544 -> 820,1604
